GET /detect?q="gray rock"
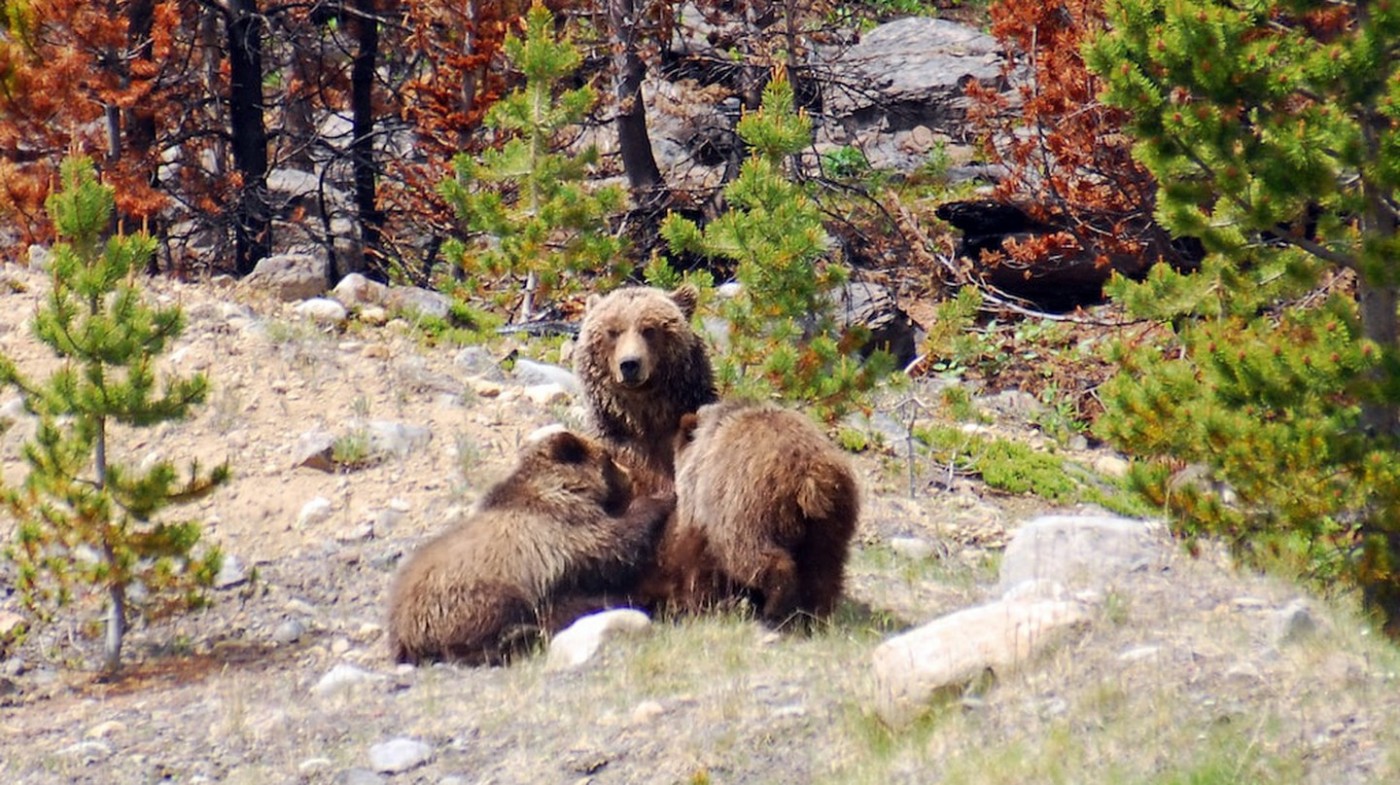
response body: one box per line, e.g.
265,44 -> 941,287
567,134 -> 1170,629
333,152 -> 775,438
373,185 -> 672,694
293,430 -> 337,472
272,619 -> 306,645
369,738 -> 434,774
246,253 -> 330,302
386,286 -> 452,320
454,346 -> 505,380
366,420 -> 432,459
213,555 -> 248,590
312,663 -> 386,695
512,359 -> 582,393
27,244 -> 51,271
546,609 -> 652,671
998,515 -> 1168,593
1272,599 -> 1319,645
332,273 -> 389,308
822,18 -> 1002,138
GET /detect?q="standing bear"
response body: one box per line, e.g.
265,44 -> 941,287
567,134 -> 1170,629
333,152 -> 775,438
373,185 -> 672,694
574,284 -> 717,496
666,400 -> 861,625
386,430 -> 671,665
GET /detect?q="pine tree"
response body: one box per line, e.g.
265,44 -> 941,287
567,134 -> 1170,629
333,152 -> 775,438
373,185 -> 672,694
1086,1 -> 1400,627
436,2 -> 627,322
0,157 -> 229,674
661,68 -> 892,421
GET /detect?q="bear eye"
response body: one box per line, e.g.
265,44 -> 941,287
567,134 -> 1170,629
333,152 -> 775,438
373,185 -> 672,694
641,326 -> 657,339
606,327 -> 622,340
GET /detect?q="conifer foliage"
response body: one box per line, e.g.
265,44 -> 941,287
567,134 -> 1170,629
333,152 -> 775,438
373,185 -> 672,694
662,69 -> 892,420
0,157 -> 229,674
1086,1 -> 1400,628
437,2 -> 626,322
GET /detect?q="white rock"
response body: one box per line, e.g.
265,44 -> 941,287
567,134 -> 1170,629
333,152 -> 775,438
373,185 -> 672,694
1092,454 -> 1130,478
0,611 -> 25,638
888,537 -> 935,560
369,738 -> 434,774
366,420 -> 432,458
332,273 -> 389,307
27,244 -> 51,271
0,395 -> 28,425
85,720 -> 125,739
523,383 -> 570,407
871,597 -> 1091,727
297,757 -> 334,775
311,663 -> 386,695
546,609 -> 652,671
513,359 -> 581,393
358,306 -> 389,326
295,297 -> 349,325
630,700 -> 666,725
998,515 -> 1168,593
297,497 -> 334,529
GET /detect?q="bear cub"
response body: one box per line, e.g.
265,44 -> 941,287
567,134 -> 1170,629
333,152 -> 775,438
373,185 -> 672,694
668,400 -> 861,625
574,284 -> 717,495
386,430 -> 670,665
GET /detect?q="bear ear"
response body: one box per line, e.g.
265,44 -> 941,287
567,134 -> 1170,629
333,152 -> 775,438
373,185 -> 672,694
545,431 -> 590,464
585,292 -> 602,312
670,284 -> 700,320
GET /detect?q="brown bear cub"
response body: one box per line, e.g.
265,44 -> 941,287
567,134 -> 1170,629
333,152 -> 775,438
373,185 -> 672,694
574,284 -> 717,495
667,401 -> 861,626
386,430 -> 670,666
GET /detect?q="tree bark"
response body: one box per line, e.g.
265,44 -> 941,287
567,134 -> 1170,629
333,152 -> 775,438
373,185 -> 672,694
350,0 -> 382,279
226,0 -> 272,276
608,0 -> 665,205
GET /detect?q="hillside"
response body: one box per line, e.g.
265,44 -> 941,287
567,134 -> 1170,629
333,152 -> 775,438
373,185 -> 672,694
1,265 -> 1399,784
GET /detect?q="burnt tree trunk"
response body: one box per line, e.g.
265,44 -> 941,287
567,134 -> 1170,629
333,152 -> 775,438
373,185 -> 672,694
608,0 -> 666,208
350,0 -> 382,279
226,0 -> 272,276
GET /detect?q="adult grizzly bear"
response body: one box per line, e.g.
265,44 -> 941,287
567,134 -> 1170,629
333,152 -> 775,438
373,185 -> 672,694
386,430 -> 671,665
574,284 -> 717,495
669,400 -> 861,625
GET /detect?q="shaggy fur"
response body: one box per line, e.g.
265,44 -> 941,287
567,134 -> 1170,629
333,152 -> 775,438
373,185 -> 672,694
574,284 -> 717,495
668,401 -> 861,625
386,431 -> 671,665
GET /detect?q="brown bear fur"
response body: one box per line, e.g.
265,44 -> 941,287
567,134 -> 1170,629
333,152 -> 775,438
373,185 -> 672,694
386,430 -> 671,665
574,284 -> 717,496
664,400 -> 861,625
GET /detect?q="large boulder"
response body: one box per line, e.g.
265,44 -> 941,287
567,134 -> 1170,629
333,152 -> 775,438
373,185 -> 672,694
820,18 -> 1003,137
998,515 -> 1170,594
245,253 -> 330,302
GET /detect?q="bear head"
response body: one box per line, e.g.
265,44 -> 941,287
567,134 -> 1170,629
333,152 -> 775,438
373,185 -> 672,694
482,430 -> 634,517
576,284 -> 702,392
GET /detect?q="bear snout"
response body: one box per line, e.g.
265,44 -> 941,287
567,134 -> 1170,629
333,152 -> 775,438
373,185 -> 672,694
612,332 -> 651,386
618,357 -> 644,383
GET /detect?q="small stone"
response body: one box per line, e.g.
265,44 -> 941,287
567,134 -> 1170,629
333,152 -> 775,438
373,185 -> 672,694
1092,454 -> 1130,478
630,700 -> 666,725
1117,645 -> 1160,663
1231,596 -> 1269,611
512,359 -> 581,393
470,378 -> 503,398
0,611 -> 26,638
363,344 -> 390,360
85,720 -> 125,739
312,663 -> 386,695
59,741 -> 112,761
293,431 -> 337,472
273,619 -> 306,645
297,497 -> 334,529
523,383 -> 570,407
331,638 -> 352,656
546,609 -> 652,671
438,777 -> 468,785
1272,599 -> 1319,645
358,306 -> 389,326
213,555 -> 248,590
455,346 -> 505,380
296,297 -> 348,325
888,537 -> 935,560
298,758 -> 334,775
368,738 -> 434,774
